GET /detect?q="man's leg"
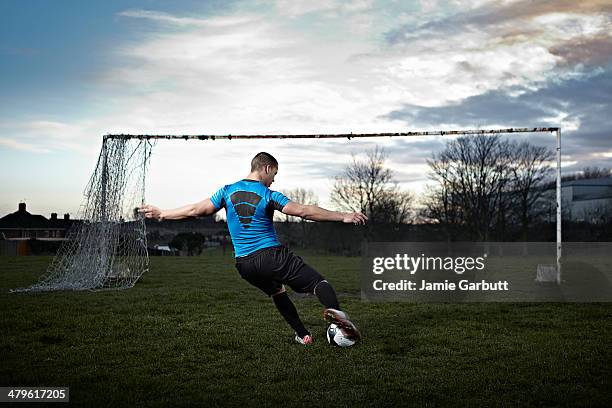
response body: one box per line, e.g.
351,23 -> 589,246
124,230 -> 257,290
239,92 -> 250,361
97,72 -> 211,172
313,280 -> 361,340
274,246 -> 361,341
237,254 -> 311,343
313,280 -> 340,310
286,263 -> 362,341
271,285 -> 310,339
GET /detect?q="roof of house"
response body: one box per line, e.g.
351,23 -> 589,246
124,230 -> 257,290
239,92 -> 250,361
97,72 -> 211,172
563,176 -> 612,187
0,209 -> 50,229
0,204 -> 75,229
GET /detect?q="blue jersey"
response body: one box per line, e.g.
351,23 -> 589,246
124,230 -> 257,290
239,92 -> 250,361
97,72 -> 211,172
210,179 -> 291,257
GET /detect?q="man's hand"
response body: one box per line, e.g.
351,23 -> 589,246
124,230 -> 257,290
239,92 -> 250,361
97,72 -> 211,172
342,212 -> 368,225
138,204 -> 163,221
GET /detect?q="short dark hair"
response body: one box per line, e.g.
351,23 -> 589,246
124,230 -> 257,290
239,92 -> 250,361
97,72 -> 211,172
251,152 -> 278,171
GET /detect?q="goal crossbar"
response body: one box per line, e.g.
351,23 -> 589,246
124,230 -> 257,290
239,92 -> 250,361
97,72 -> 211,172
104,127 -> 559,141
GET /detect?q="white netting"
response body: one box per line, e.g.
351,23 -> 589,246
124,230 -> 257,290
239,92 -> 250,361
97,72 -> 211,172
13,137 -> 155,292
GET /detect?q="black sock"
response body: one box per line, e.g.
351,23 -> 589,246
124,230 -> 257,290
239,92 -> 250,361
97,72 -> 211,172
272,292 -> 309,337
314,280 -> 340,310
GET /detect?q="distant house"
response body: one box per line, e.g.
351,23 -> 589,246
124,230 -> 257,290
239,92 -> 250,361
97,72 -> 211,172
0,201 -> 80,242
0,202 -> 82,255
561,177 -> 612,222
533,177 -> 612,224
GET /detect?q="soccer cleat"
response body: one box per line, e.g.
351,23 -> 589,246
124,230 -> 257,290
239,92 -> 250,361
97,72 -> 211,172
294,333 -> 314,345
323,308 -> 362,341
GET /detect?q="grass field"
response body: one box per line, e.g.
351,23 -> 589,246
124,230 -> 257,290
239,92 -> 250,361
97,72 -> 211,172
1,250 -> 611,407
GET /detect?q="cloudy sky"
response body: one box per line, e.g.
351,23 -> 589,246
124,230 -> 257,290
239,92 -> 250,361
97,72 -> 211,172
1,0 -> 611,218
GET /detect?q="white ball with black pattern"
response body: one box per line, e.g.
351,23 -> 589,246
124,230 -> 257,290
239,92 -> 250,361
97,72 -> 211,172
326,323 -> 356,347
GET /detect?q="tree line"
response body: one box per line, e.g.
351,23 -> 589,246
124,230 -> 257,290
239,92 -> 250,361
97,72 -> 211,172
421,135 -> 553,240
283,135 -> 610,243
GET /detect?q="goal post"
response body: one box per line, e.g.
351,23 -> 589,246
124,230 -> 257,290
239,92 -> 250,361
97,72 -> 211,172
12,127 -> 562,292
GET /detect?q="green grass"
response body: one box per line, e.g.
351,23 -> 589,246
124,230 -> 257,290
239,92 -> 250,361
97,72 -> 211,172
1,251 -> 611,407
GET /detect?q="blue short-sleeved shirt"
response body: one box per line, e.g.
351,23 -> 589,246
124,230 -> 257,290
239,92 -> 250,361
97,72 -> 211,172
210,179 -> 291,257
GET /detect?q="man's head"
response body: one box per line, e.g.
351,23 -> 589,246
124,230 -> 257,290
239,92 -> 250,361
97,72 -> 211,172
251,152 -> 278,187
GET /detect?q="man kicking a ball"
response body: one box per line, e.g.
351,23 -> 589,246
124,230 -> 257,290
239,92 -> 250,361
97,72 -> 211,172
138,152 -> 366,345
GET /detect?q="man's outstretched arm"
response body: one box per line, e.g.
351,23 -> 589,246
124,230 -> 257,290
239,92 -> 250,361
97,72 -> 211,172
138,198 -> 218,221
282,202 -> 367,225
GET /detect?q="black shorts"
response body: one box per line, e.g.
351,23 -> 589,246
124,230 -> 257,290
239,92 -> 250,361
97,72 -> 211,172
235,245 -> 325,296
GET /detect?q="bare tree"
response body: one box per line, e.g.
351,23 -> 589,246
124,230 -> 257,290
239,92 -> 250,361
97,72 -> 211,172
509,142 -> 554,240
372,189 -> 415,224
562,166 -> 611,182
426,135 -> 514,240
421,154 -> 460,228
419,186 -> 460,240
583,166 -> 611,179
425,135 -> 555,240
330,147 -> 392,215
331,146 -> 413,224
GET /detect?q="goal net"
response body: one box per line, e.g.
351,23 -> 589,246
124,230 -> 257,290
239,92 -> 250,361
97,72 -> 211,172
13,136 -> 155,292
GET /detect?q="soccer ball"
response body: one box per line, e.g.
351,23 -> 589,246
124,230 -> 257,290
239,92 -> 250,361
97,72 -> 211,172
326,323 -> 356,348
